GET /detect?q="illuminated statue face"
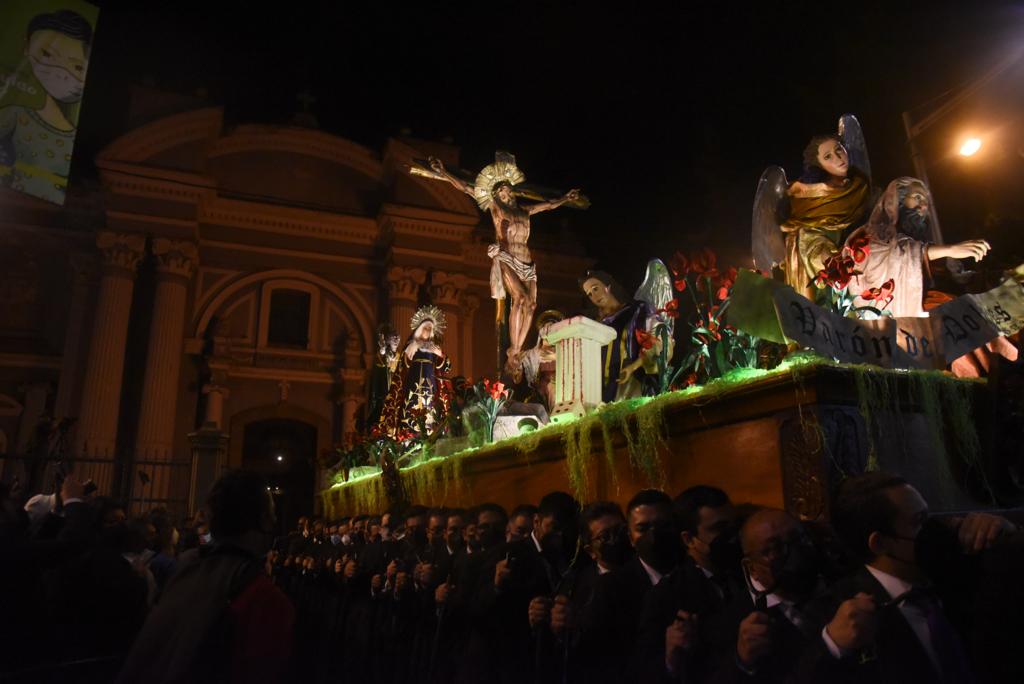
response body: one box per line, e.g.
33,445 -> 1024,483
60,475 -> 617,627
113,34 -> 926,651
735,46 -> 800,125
902,185 -> 930,216
414,320 -> 435,342
26,29 -> 88,103
816,140 -> 849,179
386,333 -> 400,352
582,277 -> 618,311
495,184 -> 515,204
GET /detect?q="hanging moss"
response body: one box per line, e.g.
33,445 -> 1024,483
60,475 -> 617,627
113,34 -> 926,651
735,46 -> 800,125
515,426 -> 547,464
852,366 -> 898,470
562,420 -> 595,503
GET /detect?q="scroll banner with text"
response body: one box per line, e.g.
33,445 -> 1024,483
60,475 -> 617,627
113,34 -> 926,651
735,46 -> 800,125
0,0 -> 98,205
729,269 -> 1024,370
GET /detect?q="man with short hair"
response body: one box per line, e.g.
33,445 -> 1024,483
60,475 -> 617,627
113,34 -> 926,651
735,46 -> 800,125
824,471 -> 1019,683
636,485 -> 740,681
568,490 -> 681,683
507,503 -> 538,543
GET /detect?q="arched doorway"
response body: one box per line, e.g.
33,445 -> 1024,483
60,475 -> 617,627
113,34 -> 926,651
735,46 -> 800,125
242,419 -> 316,538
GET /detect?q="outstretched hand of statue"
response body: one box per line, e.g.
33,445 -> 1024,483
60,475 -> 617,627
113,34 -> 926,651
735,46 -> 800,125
429,157 -> 446,174
929,239 -> 991,262
563,188 -> 581,202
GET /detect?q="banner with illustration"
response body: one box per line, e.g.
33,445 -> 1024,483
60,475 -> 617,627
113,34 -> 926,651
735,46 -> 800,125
729,268 -> 1024,370
0,0 -> 98,205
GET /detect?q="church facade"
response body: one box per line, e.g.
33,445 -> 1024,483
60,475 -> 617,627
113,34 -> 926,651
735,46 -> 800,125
0,105 -> 591,520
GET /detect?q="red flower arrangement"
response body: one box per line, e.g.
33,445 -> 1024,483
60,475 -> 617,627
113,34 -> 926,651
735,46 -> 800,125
635,328 -> 657,351
860,278 -> 895,307
814,253 -> 861,290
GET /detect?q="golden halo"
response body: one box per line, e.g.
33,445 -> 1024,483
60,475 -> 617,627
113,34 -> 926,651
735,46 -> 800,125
409,304 -> 447,336
473,151 -> 526,210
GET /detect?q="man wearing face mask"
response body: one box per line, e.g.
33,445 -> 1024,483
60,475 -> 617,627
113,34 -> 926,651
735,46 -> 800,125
635,485 -> 741,682
529,501 -> 631,683
117,470 -> 294,684
467,493 -> 578,683
707,507 -> 840,683
567,490 -> 680,684
824,471 -> 1020,683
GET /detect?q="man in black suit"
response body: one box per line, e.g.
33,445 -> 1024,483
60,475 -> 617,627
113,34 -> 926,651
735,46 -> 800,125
567,489 -> 680,684
707,507 -> 841,683
824,471 -> 1020,683
636,485 -> 741,682
465,493 -> 579,683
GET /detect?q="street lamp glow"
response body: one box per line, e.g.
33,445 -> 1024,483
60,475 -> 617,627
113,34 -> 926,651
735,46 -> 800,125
276,454 -> 284,462
959,138 -> 982,156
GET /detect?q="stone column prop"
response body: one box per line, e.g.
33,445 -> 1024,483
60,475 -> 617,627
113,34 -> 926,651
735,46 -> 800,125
135,240 -> 198,508
54,253 -> 96,419
187,382 -> 230,516
387,265 -> 426,334
430,271 -> 467,375
544,316 -> 617,424
74,232 -> 145,493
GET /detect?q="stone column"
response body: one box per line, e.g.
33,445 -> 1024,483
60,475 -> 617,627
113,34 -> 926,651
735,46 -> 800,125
54,253 -> 96,419
134,240 -> 197,509
387,265 -> 426,334
545,316 -> 617,423
430,271 -> 467,376
187,378 -> 229,515
74,232 -> 145,492
202,383 -> 230,430
461,293 -> 480,381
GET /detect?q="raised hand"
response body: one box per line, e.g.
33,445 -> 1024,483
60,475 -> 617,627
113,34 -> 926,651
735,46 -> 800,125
825,593 -> 877,651
737,611 -> 772,668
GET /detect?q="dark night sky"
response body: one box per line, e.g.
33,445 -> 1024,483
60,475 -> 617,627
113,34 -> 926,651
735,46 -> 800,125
75,1 -> 1024,290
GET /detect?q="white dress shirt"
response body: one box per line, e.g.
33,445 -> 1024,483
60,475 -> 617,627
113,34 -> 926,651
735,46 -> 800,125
639,557 -> 664,586
821,564 -> 943,674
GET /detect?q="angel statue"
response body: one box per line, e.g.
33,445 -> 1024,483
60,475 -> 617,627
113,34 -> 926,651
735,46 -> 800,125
579,258 -> 674,403
376,305 -> 452,440
752,114 -> 873,300
413,151 -> 585,372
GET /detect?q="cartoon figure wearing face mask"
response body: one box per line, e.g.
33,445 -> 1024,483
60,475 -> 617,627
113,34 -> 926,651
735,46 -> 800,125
0,9 -> 93,205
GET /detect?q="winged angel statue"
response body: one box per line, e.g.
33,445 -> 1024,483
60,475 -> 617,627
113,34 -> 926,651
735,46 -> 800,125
751,114 -> 873,299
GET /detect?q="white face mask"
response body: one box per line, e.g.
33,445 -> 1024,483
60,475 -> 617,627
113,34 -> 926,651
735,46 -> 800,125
341,534 -> 352,546
29,56 -> 83,103
200,532 -> 212,545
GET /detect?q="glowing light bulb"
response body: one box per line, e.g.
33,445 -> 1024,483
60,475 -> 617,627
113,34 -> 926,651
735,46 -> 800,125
959,138 -> 982,156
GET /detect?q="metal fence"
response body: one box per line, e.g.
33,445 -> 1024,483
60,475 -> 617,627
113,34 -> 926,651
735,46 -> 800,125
0,453 -> 193,518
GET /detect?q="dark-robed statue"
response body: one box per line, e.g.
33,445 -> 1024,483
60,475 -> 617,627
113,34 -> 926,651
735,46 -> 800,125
376,305 -> 452,440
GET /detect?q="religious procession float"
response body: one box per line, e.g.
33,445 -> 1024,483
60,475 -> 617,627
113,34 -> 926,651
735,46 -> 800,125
321,116 -> 1024,521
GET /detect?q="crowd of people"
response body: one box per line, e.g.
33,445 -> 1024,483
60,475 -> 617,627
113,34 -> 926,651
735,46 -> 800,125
2,468 -> 1023,683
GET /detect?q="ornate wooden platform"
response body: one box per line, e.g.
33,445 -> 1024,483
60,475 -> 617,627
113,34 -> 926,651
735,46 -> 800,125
321,361 -> 1010,521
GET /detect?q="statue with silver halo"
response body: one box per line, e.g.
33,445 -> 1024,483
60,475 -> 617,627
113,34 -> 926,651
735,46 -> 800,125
412,151 -> 586,372
376,305 -> 452,440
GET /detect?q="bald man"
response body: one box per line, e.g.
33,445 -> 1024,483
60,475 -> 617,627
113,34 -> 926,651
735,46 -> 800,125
707,508 -> 843,683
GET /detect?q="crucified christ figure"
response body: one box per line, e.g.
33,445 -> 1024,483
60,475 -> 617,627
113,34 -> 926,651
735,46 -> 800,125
428,154 -> 580,371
